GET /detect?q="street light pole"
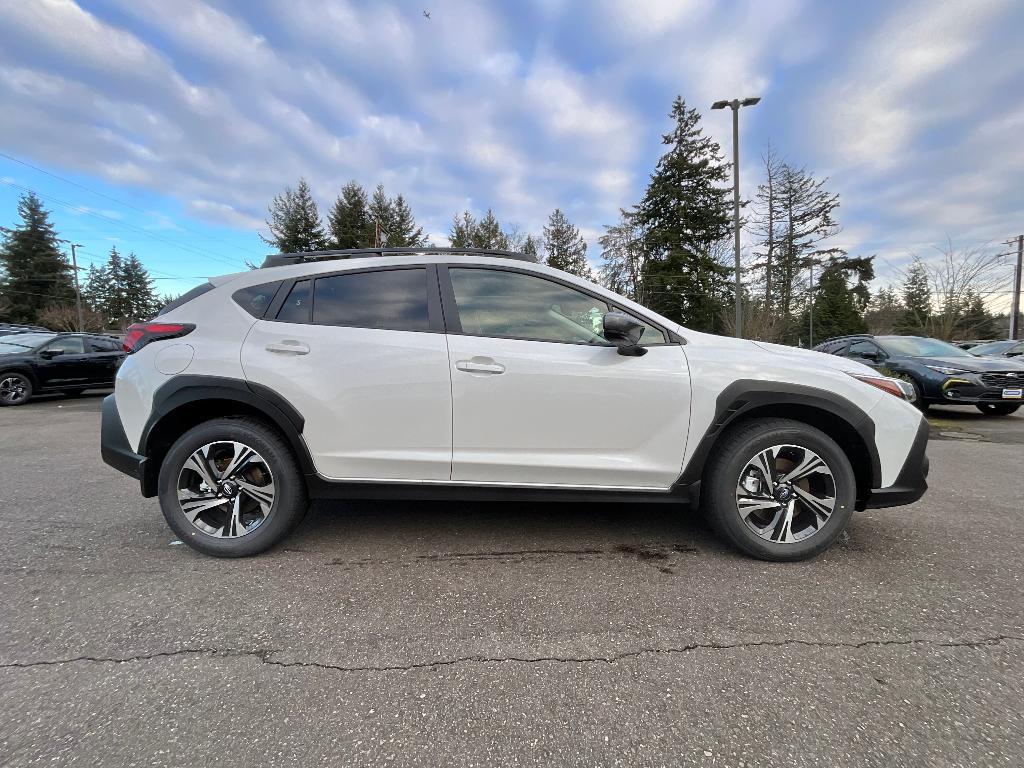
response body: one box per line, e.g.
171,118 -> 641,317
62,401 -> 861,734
712,96 -> 761,338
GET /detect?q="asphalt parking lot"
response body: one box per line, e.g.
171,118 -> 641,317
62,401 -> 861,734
1,394 -> 1022,767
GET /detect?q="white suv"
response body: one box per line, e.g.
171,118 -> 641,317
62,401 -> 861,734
101,248 -> 928,561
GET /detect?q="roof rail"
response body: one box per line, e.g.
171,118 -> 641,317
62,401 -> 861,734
261,247 -> 539,268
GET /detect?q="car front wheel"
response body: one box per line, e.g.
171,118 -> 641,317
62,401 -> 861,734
0,372 -> 32,406
157,417 -> 308,557
703,418 -> 857,561
975,403 -> 1020,416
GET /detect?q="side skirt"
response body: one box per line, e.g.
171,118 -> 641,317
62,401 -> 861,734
305,475 -> 700,506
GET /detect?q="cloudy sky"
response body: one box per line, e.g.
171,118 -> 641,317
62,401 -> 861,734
1,0 -> 1022,299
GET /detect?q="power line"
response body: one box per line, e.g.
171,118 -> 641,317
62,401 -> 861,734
0,151 -> 263,258
0,179 -> 246,269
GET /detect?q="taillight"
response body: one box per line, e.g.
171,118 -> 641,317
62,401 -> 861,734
123,322 -> 195,354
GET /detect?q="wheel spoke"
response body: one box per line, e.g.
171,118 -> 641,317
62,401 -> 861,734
237,479 -> 275,511
179,492 -> 228,522
221,443 -> 256,480
778,450 -> 828,484
737,495 -> 782,518
769,500 -> 797,543
183,450 -> 219,491
753,449 -> 777,492
792,485 -> 835,523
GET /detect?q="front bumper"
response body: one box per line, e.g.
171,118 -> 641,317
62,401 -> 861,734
100,394 -> 150,492
929,374 -> 1024,405
862,416 -> 929,509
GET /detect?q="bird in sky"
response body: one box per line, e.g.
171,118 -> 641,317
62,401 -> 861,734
423,10 -> 430,19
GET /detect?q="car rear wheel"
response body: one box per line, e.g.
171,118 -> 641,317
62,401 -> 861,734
702,418 -> 857,562
0,373 -> 32,406
975,403 -> 1020,416
157,417 -> 308,557
909,378 -> 929,412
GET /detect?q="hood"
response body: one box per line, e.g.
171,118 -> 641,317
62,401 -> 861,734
750,340 -> 878,376
907,355 -> 1024,373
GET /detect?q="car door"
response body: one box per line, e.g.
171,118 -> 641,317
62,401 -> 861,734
843,339 -> 885,369
85,336 -> 124,384
35,336 -> 90,389
240,265 -> 453,481
441,265 -> 691,489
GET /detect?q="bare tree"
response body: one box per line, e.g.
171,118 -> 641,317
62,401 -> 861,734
598,208 -> 648,303
921,241 -> 1008,340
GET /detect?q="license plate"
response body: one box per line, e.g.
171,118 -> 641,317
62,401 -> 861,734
1003,388 -> 1023,399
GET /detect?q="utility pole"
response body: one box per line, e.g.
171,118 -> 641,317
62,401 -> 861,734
1011,234 -> 1022,341
69,243 -> 85,333
711,96 -> 761,338
808,260 -> 815,347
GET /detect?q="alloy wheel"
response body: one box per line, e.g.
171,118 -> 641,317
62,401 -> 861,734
735,444 -> 837,544
176,440 -> 275,538
0,376 -> 29,405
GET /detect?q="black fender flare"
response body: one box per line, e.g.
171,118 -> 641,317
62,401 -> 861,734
676,380 -> 882,491
140,375 -> 316,478
0,363 -> 38,389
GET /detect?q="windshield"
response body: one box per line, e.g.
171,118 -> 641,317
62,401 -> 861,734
0,333 -> 57,353
969,341 -> 1014,356
878,336 -> 972,358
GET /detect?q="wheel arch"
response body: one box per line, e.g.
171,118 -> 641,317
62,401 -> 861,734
138,376 -> 314,497
0,364 -> 38,389
678,381 -> 882,508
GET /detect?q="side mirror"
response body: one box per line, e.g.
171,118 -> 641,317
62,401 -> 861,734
39,349 -> 63,359
603,311 -> 647,357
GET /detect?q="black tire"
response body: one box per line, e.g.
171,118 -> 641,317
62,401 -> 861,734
702,418 -> 857,562
0,372 -> 33,406
975,403 -> 1020,416
157,417 -> 308,557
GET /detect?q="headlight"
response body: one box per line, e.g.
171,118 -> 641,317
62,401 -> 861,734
847,372 -> 912,400
925,365 -> 968,375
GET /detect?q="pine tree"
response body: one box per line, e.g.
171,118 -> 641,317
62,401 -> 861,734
543,208 -> 591,279
864,286 -> 904,335
897,258 -> 932,335
447,209 -> 509,249
449,211 -> 478,248
800,255 -> 873,343
0,191 -> 76,324
388,194 -> 425,247
327,181 -> 371,249
521,234 -> 540,259
637,96 -> 733,331
261,178 -> 326,253
122,253 -> 160,322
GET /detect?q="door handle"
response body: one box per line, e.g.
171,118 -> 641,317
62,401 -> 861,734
456,358 -> 505,374
265,340 -> 310,355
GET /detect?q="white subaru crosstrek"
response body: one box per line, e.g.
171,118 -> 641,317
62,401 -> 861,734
101,248 -> 928,561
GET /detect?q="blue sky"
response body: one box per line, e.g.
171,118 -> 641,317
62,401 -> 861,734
1,0 -> 1022,301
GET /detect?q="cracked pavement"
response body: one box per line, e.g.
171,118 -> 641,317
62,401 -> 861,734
1,395 -> 1023,766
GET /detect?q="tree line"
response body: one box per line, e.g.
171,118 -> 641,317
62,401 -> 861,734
262,179 -> 594,279
0,191 -> 162,330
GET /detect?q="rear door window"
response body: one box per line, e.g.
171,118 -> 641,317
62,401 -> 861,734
276,280 -> 312,323
312,269 -> 430,332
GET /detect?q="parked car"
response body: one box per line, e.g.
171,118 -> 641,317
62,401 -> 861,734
0,332 -> 125,406
814,334 -> 1024,415
0,323 -> 51,335
968,339 -> 1024,360
101,248 -> 929,562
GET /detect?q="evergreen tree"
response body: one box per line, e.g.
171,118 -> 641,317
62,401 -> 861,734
799,255 -> 873,343
83,247 -> 160,328
388,194 -> 426,247
543,208 -> 591,279
327,181 -> 371,249
637,96 -> 733,332
0,191 -> 76,324
261,178 -> 326,253
521,234 -> 540,259
447,209 -> 510,249
864,286 -> 904,335
122,253 -> 161,321
367,184 -> 394,246
897,258 -> 932,335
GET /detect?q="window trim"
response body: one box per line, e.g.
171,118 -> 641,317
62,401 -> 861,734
269,264 -> 444,334
438,263 -> 674,346
40,336 -> 86,355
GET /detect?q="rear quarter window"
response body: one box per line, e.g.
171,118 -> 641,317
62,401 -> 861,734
232,281 -> 283,318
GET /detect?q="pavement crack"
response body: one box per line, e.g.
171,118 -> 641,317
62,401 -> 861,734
4,635 -> 1021,673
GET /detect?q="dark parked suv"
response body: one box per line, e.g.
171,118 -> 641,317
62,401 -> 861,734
814,334 -> 1024,415
0,332 -> 124,406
